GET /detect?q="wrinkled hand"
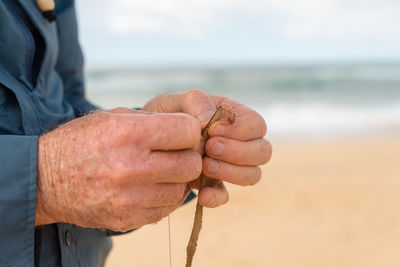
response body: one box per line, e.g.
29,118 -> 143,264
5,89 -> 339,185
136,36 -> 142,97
36,108 -> 202,231
143,89 -> 272,208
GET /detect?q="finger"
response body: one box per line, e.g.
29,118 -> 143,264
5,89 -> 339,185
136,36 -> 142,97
198,180 -> 229,208
142,200 -> 184,225
205,137 -> 272,166
136,113 -> 201,151
120,183 -> 190,208
146,93 -> 268,141
143,150 -> 202,183
122,200 -> 185,230
181,89 -> 217,127
205,95 -> 267,141
143,90 -> 217,127
110,185 -> 190,231
208,109 -> 267,141
202,157 -> 262,186
142,92 -> 182,113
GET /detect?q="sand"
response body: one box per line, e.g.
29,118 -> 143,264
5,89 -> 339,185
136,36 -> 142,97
105,136 -> 400,267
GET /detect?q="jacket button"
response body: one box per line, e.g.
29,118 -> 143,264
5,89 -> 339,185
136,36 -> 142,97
65,231 -> 72,247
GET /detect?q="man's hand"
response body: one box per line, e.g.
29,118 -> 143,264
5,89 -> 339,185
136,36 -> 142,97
143,89 -> 272,208
36,108 -> 202,232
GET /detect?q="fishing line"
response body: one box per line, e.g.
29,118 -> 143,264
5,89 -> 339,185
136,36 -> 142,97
168,215 -> 172,267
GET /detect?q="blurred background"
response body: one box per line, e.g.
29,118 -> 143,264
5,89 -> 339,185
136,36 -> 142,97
76,0 -> 400,266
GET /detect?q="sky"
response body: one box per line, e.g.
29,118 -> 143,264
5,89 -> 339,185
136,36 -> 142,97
75,0 -> 400,68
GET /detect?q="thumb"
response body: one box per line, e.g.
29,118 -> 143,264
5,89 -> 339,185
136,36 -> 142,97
181,89 -> 216,127
143,89 -> 217,126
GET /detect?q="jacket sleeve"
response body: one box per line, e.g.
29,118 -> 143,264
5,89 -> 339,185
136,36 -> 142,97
55,0 -> 98,117
0,135 -> 38,265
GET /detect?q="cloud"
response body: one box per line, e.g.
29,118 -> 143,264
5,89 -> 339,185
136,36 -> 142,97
76,0 -> 400,66
78,0 -> 236,38
263,0 -> 400,41
77,0 -> 400,42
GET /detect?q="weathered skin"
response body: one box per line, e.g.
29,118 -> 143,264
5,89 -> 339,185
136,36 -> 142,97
36,89 -> 272,233
36,108 -> 202,231
144,90 -> 272,208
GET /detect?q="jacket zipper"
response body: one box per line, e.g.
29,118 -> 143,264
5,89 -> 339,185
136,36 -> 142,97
5,0 -> 36,86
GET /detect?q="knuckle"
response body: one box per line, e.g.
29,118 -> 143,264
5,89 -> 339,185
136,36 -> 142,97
183,89 -> 206,103
109,107 -> 132,114
108,115 -> 127,133
182,89 -> 212,116
108,114 -> 120,124
103,114 -> 119,131
94,111 -> 113,129
106,162 -> 133,185
90,109 -> 106,118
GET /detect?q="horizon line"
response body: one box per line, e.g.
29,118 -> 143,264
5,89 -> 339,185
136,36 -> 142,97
85,60 -> 400,72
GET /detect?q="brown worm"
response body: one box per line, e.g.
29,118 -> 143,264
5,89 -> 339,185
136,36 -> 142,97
186,103 -> 236,267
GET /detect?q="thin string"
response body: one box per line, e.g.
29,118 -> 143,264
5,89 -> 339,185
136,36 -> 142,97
168,215 -> 172,267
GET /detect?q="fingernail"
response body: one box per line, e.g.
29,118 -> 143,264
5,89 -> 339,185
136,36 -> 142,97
210,141 -> 225,156
212,125 -> 226,136
197,110 -> 215,123
207,159 -> 220,173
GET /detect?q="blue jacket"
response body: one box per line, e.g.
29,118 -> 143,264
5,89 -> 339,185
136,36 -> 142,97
0,1 -> 196,265
1,0 -> 111,266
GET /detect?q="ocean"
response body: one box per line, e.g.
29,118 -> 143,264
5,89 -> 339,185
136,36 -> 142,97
85,63 -> 400,141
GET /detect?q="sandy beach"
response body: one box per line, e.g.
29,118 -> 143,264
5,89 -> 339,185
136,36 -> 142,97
105,136 -> 400,267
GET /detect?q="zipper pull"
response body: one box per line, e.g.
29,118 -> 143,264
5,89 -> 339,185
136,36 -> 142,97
37,0 -> 56,22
